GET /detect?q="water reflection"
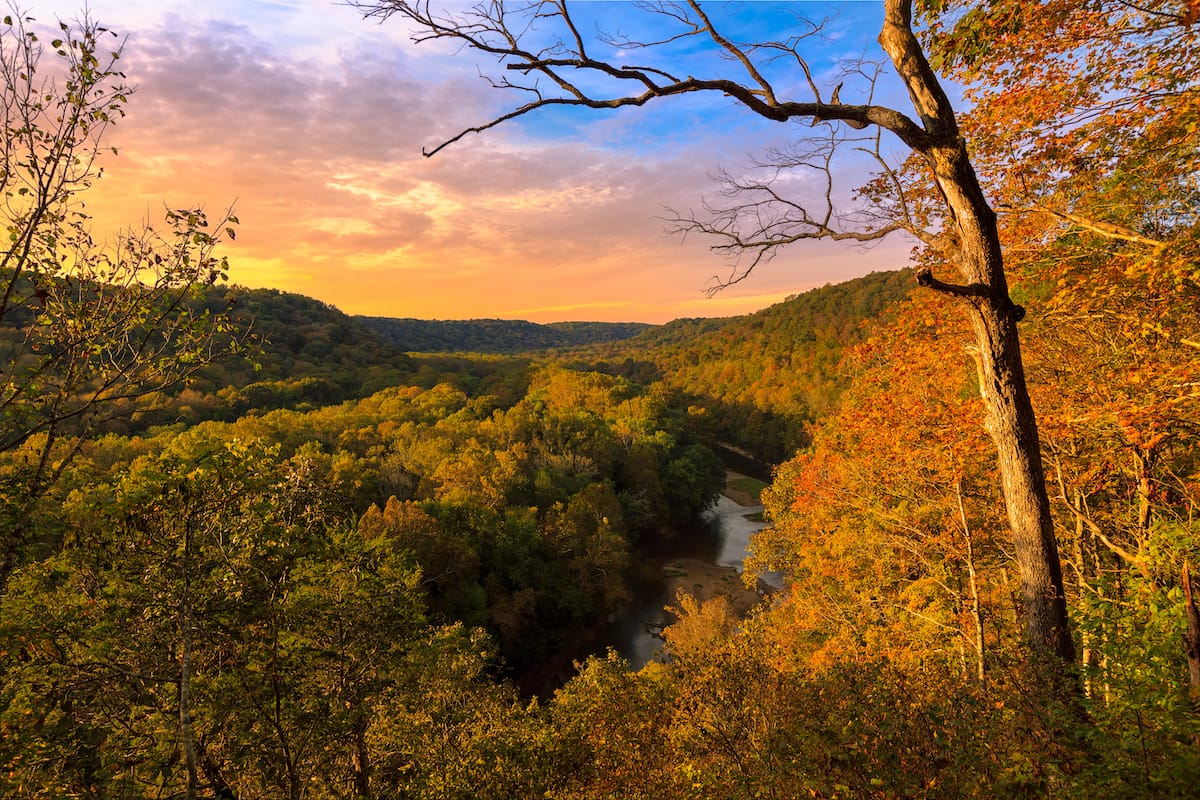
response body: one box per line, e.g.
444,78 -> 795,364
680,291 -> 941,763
610,495 -> 781,669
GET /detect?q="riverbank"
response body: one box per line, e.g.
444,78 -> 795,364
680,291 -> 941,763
524,473 -> 776,689
657,471 -> 773,616
722,469 -> 768,507
661,557 -> 763,616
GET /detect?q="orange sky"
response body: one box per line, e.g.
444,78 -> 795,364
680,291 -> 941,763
39,1 -> 914,324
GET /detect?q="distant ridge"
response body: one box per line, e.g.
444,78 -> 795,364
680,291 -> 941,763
571,269 -> 915,462
356,316 -> 653,354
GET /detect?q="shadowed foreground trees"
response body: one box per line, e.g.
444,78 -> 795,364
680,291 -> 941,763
0,361 -> 731,796
352,0 -> 1075,665
0,434 -> 526,798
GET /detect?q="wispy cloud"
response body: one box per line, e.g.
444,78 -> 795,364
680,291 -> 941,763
36,0 -> 910,323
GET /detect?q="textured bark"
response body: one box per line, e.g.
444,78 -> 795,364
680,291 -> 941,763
881,0 -> 1075,663
969,304 -> 1074,661
1184,563 -> 1200,708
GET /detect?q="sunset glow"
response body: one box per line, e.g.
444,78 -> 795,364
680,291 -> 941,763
36,1 -> 913,323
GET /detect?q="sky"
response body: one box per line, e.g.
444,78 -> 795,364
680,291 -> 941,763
27,1 -> 916,323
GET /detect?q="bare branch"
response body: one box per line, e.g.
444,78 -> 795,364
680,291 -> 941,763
351,1 -> 931,153
684,0 -> 778,105
1050,451 -> 1143,568
662,125 -> 915,294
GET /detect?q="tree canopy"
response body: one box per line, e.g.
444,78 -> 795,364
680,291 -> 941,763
3,2 -> 1199,797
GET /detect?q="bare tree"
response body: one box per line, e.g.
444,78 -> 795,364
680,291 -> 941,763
353,0 -> 1075,666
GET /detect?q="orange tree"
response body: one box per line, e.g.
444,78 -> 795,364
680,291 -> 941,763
753,291 -> 1010,680
929,0 -> 1200,715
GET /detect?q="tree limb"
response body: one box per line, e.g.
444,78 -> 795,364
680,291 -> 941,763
998,202 -> 1169,250
914,267 -> 1026,320
356,1 -> 933,155
1050,450 -> 1143,569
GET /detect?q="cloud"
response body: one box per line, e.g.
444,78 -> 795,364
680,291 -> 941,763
67,4 -> 909,324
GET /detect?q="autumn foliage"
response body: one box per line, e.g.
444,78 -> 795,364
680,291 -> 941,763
3,1 -> 1200,798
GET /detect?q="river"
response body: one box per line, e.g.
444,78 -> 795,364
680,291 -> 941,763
607,494 -> 783,669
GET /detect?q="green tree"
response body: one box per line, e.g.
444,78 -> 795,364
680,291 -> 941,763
0,436 -> 292,797
545,481 -> 630,611
1,430 -> 526,798
0,13 -> 243,585
359,496 -> 487,624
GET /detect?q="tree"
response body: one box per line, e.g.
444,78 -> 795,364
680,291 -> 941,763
929,0 -> 1200,707
352,0 -> 1075,664
926,0 -> 1199,265
754,292 -> 1012,681
0,12 -> 243,586
0,429 -> 527,798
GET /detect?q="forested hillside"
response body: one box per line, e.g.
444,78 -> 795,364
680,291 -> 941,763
130,275 -> 903,463
140,286 -> 548,428
3,2 -> 1200,799
359,315 -> 652,353
582,270 -> 913,462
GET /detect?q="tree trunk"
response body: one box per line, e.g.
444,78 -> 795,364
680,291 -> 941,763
1070,492 -> 1099,699
180,514 -> 199,800
969,303 -> 1075,662
956,479 -> 986,683
352,717 -> 372,798
1184,562 -> 1200,710
880,0 -> 1074,665
1134,447 -> 1155,542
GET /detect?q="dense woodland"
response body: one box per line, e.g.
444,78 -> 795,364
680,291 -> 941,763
357,316 -> 652,355
3,1 -> 1200,798
583,269 -> 914,463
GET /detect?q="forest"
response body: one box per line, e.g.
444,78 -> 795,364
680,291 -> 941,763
3,1 -> 1200,798
356,317 -> 653,355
